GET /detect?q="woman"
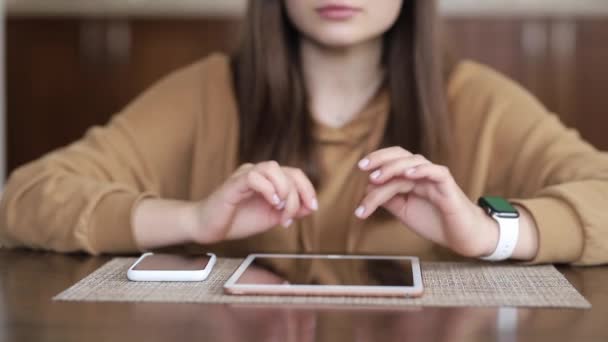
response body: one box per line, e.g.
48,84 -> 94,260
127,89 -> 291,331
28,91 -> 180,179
1,0 -> 607,265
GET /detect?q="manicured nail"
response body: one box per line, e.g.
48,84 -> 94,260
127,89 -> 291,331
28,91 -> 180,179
358,158 -> 370,169
311,198 -> 319,211
283,219 -> 293,228
277,200 -> 286,210
355,206 -> 366,218
272,194 -> 281,205
370,170 -> 382,180
405,168 -> 417,176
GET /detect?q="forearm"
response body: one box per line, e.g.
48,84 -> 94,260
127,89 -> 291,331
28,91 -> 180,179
132,198 -> 198,250
1,161 -> 147,254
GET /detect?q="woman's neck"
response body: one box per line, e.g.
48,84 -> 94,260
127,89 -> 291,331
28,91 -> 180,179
301,38 -> 385,128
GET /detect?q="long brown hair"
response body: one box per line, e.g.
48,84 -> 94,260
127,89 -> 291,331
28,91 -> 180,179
232,0 -> 451,184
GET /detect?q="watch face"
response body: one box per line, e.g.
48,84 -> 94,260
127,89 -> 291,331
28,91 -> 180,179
479,196 -> 519,218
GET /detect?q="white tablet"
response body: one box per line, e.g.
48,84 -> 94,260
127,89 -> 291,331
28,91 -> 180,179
224,254 -> 423,297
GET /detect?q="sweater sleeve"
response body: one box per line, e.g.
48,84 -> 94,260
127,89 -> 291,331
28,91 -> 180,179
452,62 -> 608,265
0,57 -> 214,255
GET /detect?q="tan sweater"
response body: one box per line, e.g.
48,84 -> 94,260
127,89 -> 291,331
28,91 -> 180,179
1,54 -> 608,265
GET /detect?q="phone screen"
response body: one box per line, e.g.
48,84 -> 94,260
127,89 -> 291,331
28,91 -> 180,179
133,254 -> 210,271
235,256 -> 414,287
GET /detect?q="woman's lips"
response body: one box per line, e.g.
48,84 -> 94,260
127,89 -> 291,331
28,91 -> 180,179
316,5 -> 362,20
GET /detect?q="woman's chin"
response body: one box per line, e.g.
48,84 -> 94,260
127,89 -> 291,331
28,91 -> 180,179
306,33 -> 372,50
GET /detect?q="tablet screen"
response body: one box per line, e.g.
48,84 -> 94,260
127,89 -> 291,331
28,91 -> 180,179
234,256 -> 414,287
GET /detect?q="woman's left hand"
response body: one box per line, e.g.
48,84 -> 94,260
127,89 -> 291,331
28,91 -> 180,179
355,147 -> 499,258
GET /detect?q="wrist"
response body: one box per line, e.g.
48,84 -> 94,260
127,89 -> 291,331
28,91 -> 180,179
182,198 -> 231,245
133,198 -> 200,250
476,206 -> 501,258
510,205 -> 539,261
180,201 -> 203,244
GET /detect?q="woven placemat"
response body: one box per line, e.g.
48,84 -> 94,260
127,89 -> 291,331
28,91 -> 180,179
54,258 -> 591,308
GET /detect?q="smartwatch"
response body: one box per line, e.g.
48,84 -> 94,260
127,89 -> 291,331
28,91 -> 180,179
478,196 -> 520,261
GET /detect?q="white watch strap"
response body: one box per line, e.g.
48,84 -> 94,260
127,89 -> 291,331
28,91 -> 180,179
480,214 -> 519,261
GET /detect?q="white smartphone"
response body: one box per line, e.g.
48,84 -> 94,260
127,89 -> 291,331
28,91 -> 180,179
127,252 -> 216,282
224,254 -> 423,297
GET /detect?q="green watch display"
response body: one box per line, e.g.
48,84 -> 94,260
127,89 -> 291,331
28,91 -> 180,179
478,196 -> 520,219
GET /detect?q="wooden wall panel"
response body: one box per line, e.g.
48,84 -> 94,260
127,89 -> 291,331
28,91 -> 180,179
446,18 -> 608,150
573,19 -> 608,150
6,18 -> 240,173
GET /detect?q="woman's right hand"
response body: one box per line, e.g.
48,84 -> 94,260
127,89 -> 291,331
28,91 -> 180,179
187,161 -> 318,244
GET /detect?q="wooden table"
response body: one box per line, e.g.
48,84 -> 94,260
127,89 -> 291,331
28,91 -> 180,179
1,250 -> 607,341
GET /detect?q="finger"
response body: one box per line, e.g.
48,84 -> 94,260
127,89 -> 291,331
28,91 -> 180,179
284,168 -> 318,211
240,170 -> 281,206
382,195 -> 408,218
355,179 -> 415,219
294,206 -> 313,218
358,147 -> 413,170
255,161 -> 291,203
406,164 -> 458,201
233,163 -> 254,177
404,163 -> 453,184
227,164 -> 255,189
369,154 -> 431,184
281,184 -> 301,228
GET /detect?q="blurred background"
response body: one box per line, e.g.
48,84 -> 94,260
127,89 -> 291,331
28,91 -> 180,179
4,0 -> 608,180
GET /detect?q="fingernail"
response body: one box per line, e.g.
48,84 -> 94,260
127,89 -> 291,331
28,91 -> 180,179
283,219 -> 293,228
272,194 -> 281,205
370,170 -> 381,180
358,158 -> 370,169
354,206 -> 366,218
277,200 -> 286,210
405,168 -> 416,176
311,198 -> 319,211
